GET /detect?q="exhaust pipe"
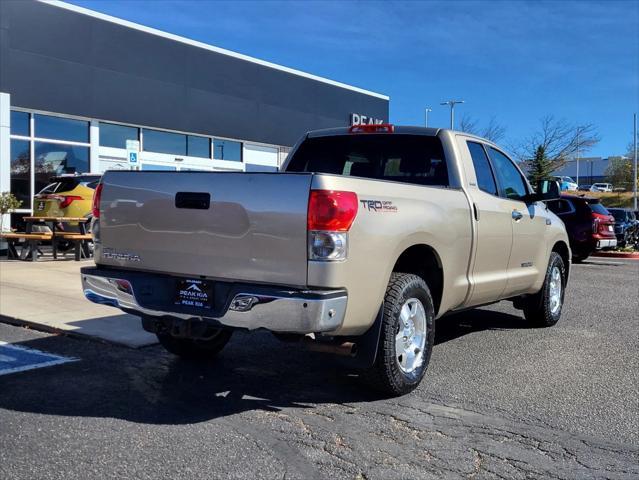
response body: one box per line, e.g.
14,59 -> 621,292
303,339 -> 357,357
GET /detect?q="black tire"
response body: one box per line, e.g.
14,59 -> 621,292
571,253 -> 588,263
157,329 -> 232,361
363,273 -> 435,396
523,252 -> 566,327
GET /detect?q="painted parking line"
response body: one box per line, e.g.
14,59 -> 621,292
0,341 -> 77,376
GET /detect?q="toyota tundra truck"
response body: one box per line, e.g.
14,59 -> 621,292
81,124 -> 569,396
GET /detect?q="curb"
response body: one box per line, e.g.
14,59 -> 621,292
0,314 -> 153,349
591,251 -> 639,260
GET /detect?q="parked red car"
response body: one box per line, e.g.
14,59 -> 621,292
547,194 -> 616,262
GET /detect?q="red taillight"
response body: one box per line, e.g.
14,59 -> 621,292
308,190 -> 358,232
92,183 -> 103,218
58,195 -> 83,209
348,123 -> 394,134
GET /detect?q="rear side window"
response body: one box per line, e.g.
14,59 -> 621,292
286,134 -> 449,187
487,147 -> 528,201
547,199 -> 574,215
588,202 -> 609,215
467,142 -> 497,195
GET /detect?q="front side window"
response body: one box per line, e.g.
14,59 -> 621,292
100,123 -> 139,149
213,139 -> 242,162
467,142 -> 497,195
488,147 -> 528,201
34,114 -> 89,143
287,134 -> 449,186
143,129 -> 186,155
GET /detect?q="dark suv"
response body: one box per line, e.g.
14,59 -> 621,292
607,208 -> 637,247
547,195 -> 616,262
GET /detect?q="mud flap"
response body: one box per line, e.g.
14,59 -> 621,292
338,303 -> 384,369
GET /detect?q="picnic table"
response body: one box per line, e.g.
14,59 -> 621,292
1,216 -> 92,261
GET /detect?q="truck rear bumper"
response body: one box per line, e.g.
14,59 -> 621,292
81,267 -> 346,334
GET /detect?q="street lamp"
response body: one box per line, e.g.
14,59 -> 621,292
424,107 -> 432,127
634,113 -> 637,210
440,100 -> 465,129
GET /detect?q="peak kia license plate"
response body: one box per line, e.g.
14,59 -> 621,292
175,279 -> 214,309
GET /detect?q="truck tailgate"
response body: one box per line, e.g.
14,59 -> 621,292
96,171 -> 312,287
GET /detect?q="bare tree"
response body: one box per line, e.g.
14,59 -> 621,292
482,116 -> 506,143
458,114 -> 506,143
514,115 -> 600,169
459,114 -> 479,136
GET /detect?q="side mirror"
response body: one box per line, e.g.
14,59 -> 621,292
533,180 -> 560,202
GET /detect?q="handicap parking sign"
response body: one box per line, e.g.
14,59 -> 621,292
0,341 -> 77,376
129,151 -> 138,163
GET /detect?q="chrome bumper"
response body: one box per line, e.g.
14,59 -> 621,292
597,239 -> 617,249
81,270 -> 346,333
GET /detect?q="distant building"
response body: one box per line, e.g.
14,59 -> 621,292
552,156 -> 627,185
552,157 -> 607,185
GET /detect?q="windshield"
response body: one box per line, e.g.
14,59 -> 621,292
588,202 -> 610,216
286,134 -> 449,187
609,210 -> 626,221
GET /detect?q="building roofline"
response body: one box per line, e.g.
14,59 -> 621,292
41,1 -> 390,101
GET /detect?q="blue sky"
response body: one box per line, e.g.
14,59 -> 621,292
71,0 -> 638,157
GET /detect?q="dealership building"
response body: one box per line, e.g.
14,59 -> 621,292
0,0 -> 389,227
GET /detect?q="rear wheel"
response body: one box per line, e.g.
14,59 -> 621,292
363,273 -> 435,396
523,252 -> 566,327
157,329 -> 232,360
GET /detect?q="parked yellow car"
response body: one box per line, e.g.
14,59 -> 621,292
33,174 -> 101,229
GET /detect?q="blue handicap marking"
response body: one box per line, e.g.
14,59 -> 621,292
0,342 -> 77,376
129,151 -> 138,163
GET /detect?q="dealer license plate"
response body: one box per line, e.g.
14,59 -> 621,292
174,278 -> 214,309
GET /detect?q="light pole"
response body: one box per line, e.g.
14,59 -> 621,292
440,100 -> 465,129
576,127 -> 580,186
634,113 -> 637,210
424,107 -> 432,127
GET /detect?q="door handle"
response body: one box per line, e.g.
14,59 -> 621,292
512,210 -> 523,221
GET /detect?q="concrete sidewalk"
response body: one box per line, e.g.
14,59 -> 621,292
0,257 -> 157,348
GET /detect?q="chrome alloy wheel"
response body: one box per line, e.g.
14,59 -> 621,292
549,266 -> 563,315
395,298 -> 427,374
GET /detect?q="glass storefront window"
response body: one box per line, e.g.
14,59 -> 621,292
10,139 -> 31,208
143,129 -> 186,155
214,139 -> 242,162
187,135 -> 210,158
10,111 -> 30,137
35,114 -> 89,143
99,122 -> 139,149
34,142 -> 89,194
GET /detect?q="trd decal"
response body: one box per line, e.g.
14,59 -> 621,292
360,200 -> 398,212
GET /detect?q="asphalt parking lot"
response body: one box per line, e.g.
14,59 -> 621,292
0,257 -> 637,479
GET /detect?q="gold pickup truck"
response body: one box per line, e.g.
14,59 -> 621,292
81,125 -> 569,396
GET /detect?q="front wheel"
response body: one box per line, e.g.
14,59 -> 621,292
157,329 -> 233,360
523,252 -> 566,327
363,273 -> 435,396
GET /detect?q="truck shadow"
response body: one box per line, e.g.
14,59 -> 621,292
0,308 -> 527,425
435,308 -> 534,345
